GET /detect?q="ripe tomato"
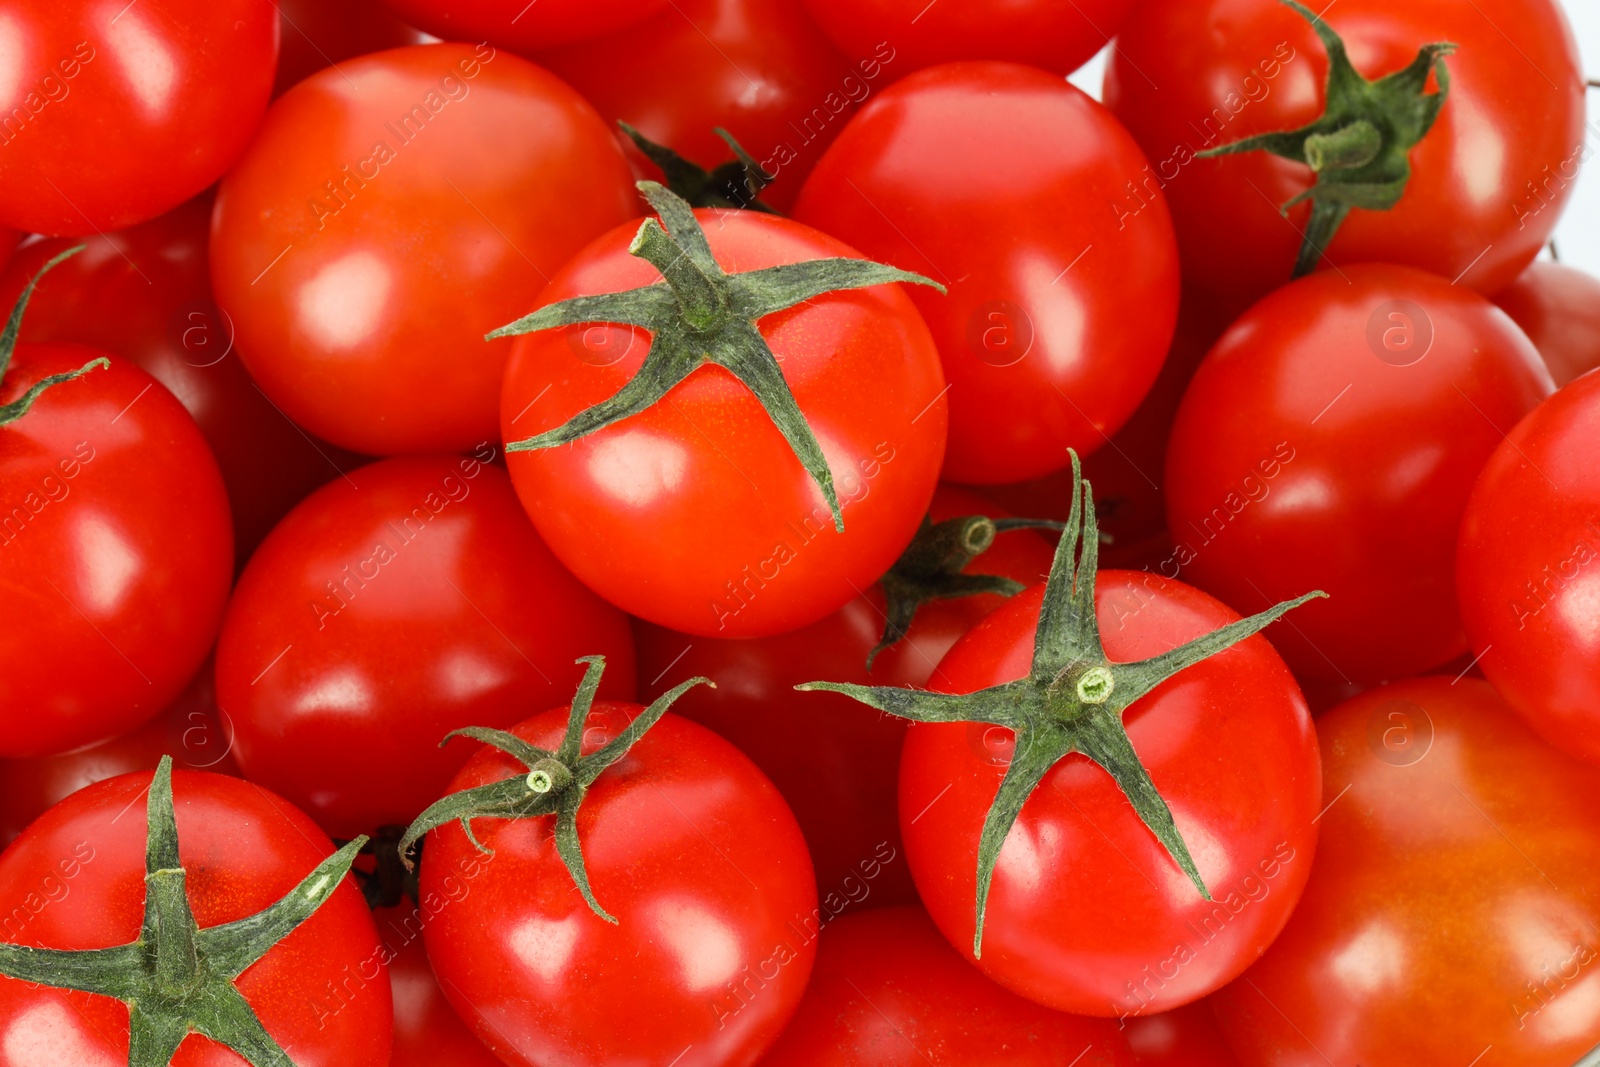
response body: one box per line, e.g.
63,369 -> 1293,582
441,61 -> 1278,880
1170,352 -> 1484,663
757,905 -> 1137,1066
0,0 -> 277,235
273,0 -> 428,97
1164,265 -> 1551,685
215,452 -> 636,839
1494,260 -> 1600,387
211,43 -> 637,456
793,62 -> 1180,485
1213,678 -> 1600,1065
1458,369 -> 1600,765
374,906 -> 501,1067
799,0 -> 1134,80
419,699 -> 816,1067
0,766 -> 391,1066
0,194 -> 359,559
900,572 -> 1320,1016
377,0 -> 663,51
1125,1000 -> 1239,1066
499,201 -> 946,638
1106,0 -> 1587,317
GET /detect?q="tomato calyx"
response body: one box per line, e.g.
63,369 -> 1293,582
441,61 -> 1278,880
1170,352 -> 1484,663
618,121 -> 777,213
1199,0 -> 1456,278
0,758 -> 366,1066
0,246 -> 109,426
868,512 -> 1065,669
799,453 -> 1324,957
488,181 -> 943,531
398,655 -> 712,923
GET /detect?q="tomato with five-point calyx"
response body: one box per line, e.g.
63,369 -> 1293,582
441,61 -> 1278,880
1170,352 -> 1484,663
1493,260 -> 1600,387
377,0 -> 664,52
794,61 -> 1181,486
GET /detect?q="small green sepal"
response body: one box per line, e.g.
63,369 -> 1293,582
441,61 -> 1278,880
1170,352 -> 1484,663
618,121 -> 777,213
0,244 -> 108,427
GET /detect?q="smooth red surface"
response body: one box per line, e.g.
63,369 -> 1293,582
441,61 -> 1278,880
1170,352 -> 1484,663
0,769 -> 391,1066
0,195 -> 358,560
273,0 -> 428,97
500,207 -> 947,638
215,454 -> 636,839
902,573 -> 1321,1016
757,905 -> 1137,1066
421,704 -> 817,1067
1126,1000 -> 1239,1066
794,62 -> 1180,485
378,0 -> 664,51
1107,0 -> 1587,318
1494,260 -> 1600,387
211,43 -> 637,456
1458,370 -> 1600,765
1165,265 -> 1552,684
375,905 -> 501,1067
0,0 -> 277,235
0,346 -> 232,757
1213,678 -> 1600,1065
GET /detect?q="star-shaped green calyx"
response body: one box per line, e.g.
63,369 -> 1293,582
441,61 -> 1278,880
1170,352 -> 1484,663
0,757 -> 366,1067
0,245 -> 109,426
619,122 -> 777,213
1199,0 -> 1456,279
399,655 -> 712,923
799,453 -> 1325,956
487,180 -> 944,532
867,512 -> 1064,670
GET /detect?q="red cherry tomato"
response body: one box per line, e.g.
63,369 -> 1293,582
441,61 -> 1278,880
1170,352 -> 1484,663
377,0 -> 663,51
757,904 -> 1138,1066
0,194 -> 359,559
215,453 -> 636,839
1458,369 -> 1600,765
1125,1000 -> 1239,1066
1493,260 -> 1600,387
420,703 -> 816,1067
901,573 -> 1320,1016
374,905 -> 501,1067
0,768 -> 391,1066
499,207 -> 946,638
0,0 -> 278,235
1106,0 -> 1587,317
273,0 -> 428,97
1213,678 -> 1600,1065
1164,265 -> 1551,685
1,345 -> 232,757
211,43 -> 637,456
794,62 -> 1180,485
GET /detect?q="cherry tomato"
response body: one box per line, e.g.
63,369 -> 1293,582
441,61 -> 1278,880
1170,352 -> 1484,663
0,194 -> 359,560
901,573 -> 1320,1016
1458,369 -> 1600,765
377,0 -> 664,51
499,205 -> 947,638
273,0 -> 428,97
793,62 -> 1180,485
1106,0 -> 1587,318
420,702 -> 816,1067
1,344 -> 232,758
1125,1000 -> 1239,1066
0,767 -> 390,1066
800,0 -> 1134,80
211,43 -> 637,456
1493,260 -> 1600,387
215,452 -> 636,839
757,904 -> 1137,1066
1164,264 -> 1551,685
1213,678 -> 1600,1065
0,0 -> 277,235
374,905 -> 501,1067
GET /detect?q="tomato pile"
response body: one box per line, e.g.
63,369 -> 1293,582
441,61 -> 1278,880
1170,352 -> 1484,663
0,1 -> 1596,1064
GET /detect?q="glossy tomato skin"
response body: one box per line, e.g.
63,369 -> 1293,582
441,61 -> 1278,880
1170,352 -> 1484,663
638,484 -> 1055,911
0,769 -> 391,1067
0,195 -> 359,560
373,906 -> 501,1067
1106,0 -> 1586,318
500,209 -> 947,638
378,0 -> 663,51
1125,1000 -> 1239,1066
902,573 -> 1321,1017
800,0 -> 1133,80
1164,265 -> 1552,685
1213,678 -> 1600,1065
211,43 -> 637,456
756,905 -> 1137,1067
0,0 -> 277,235
1494,261 -> 1600,387
215,453 -> 636,839
0,345 -> 232,758
794,62 -> 1180,485
421,703 -> 817,1067
273,0 -> 428,97
1458,370 -> 1600,765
